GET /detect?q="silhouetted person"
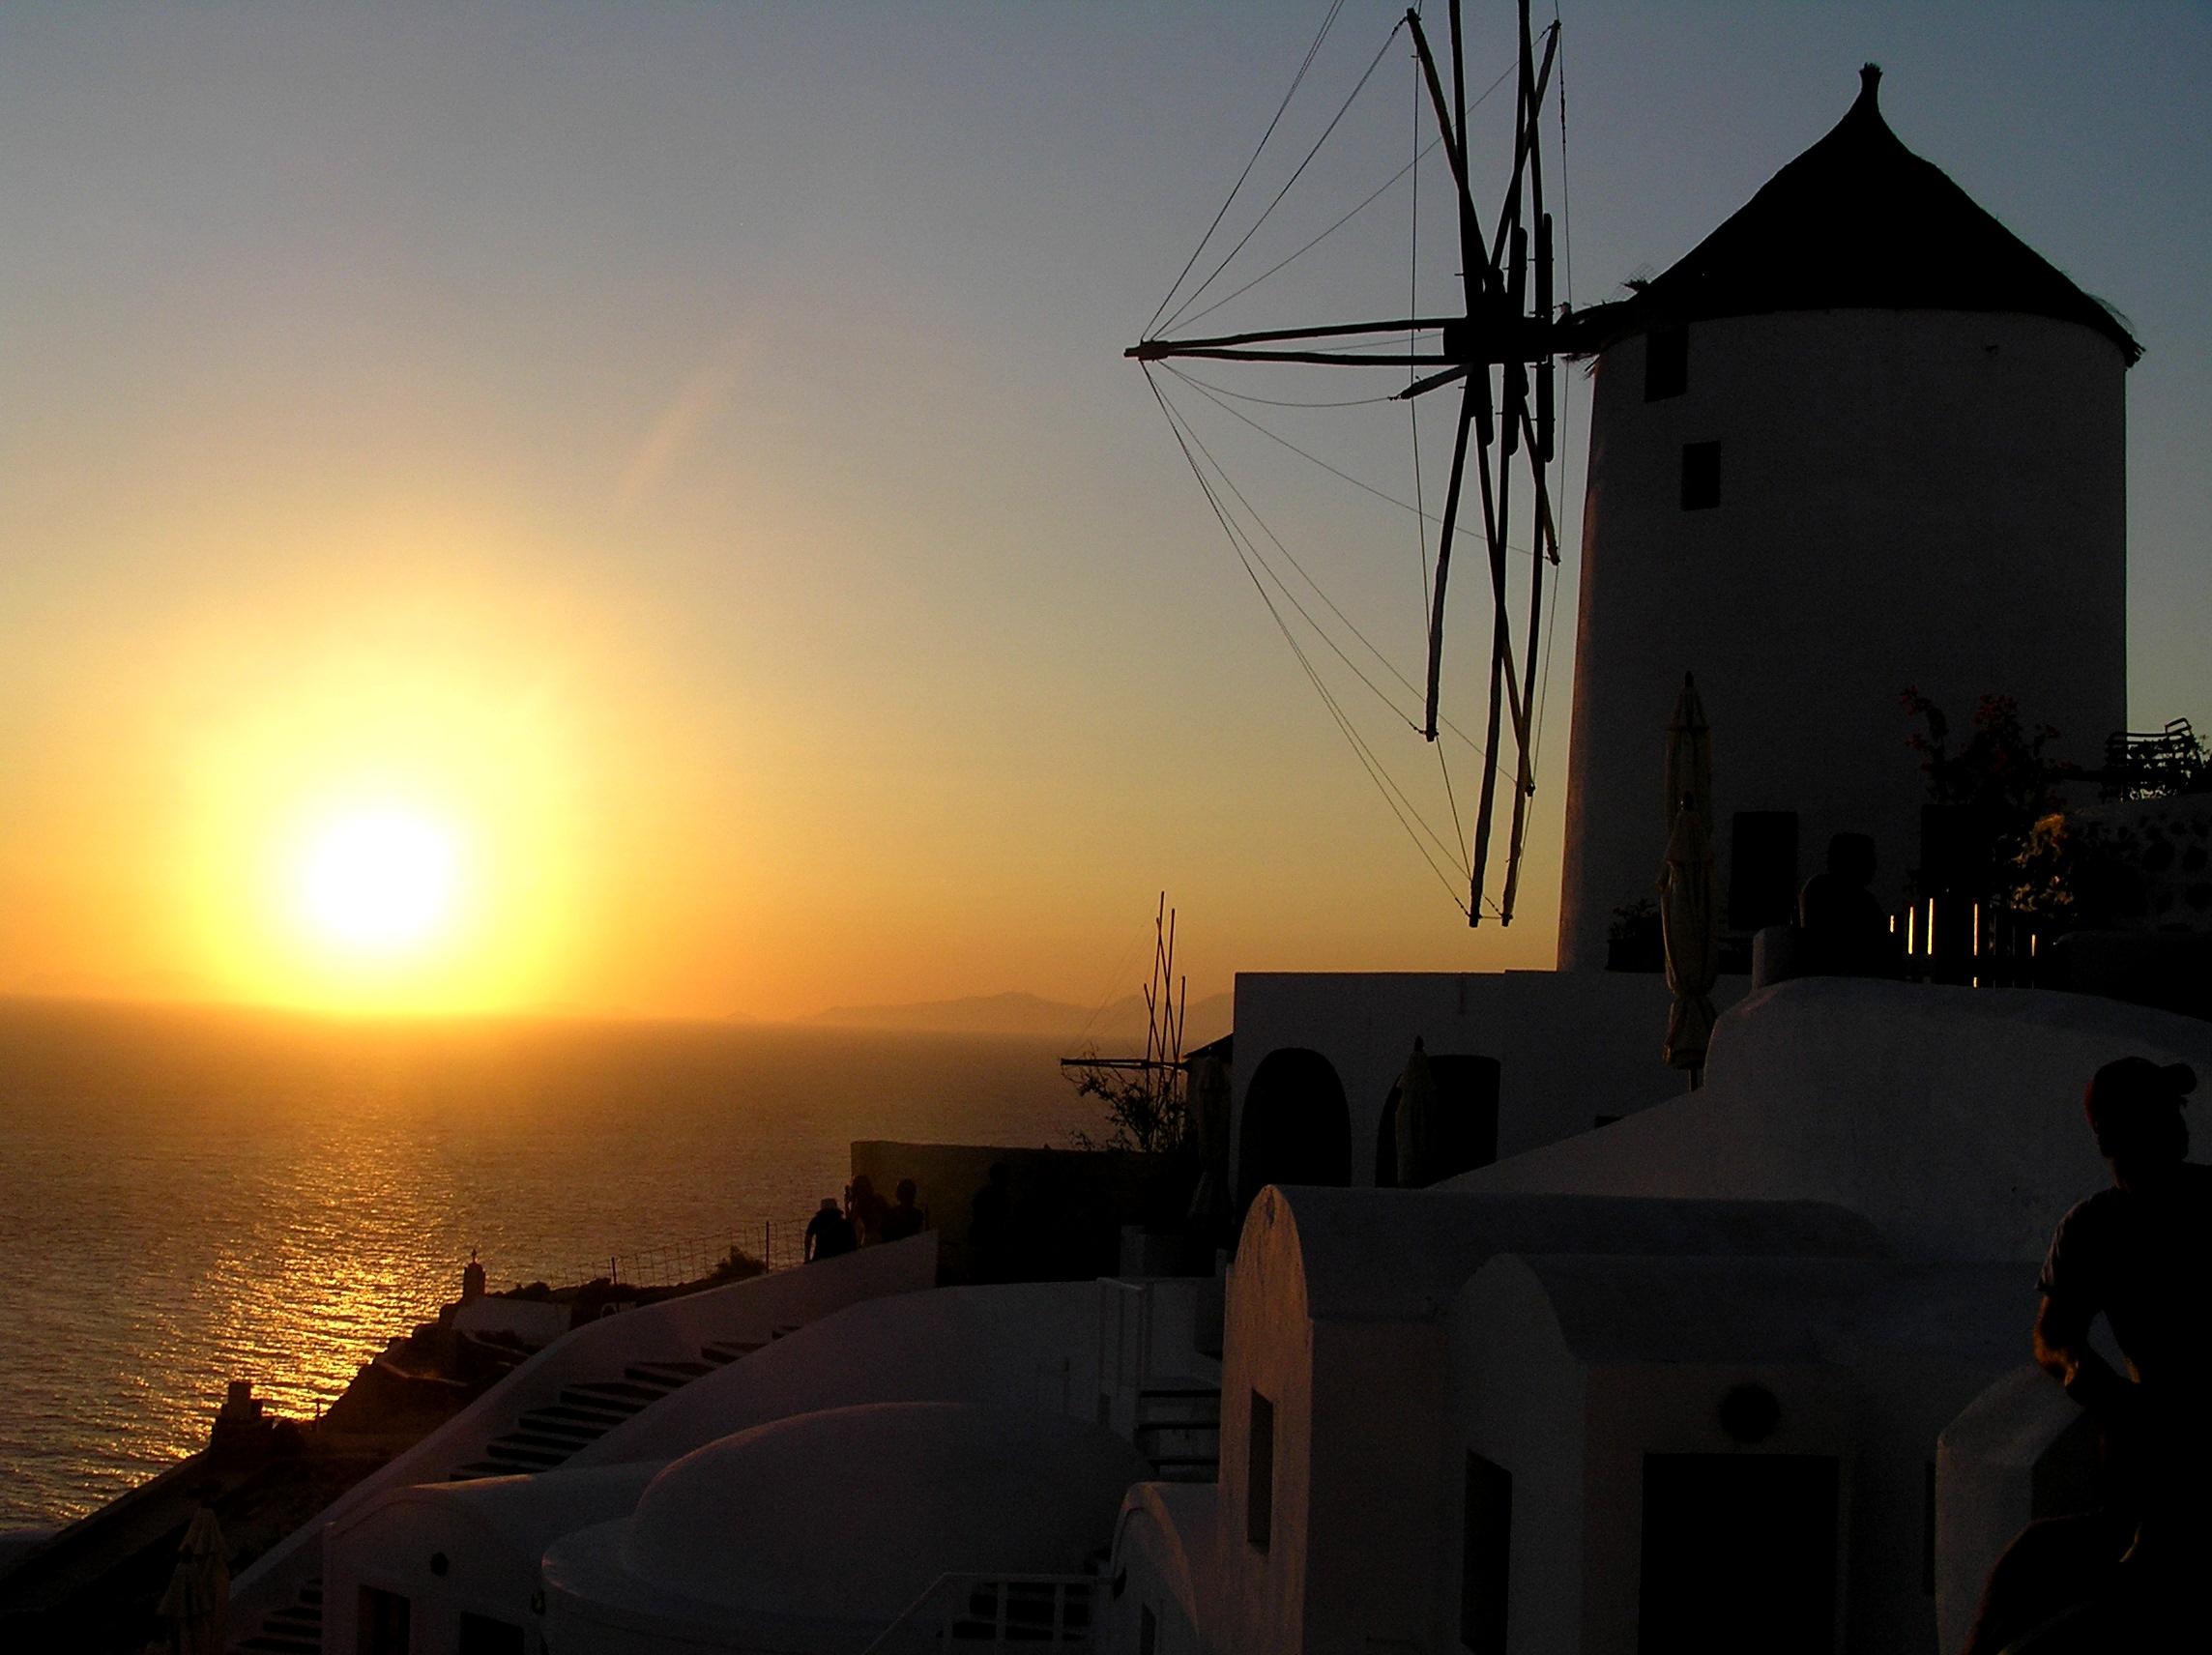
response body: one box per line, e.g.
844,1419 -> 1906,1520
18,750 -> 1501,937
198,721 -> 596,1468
803,1196 -> 856,1263
1796,831 -> 1892,975
969,1162 -> 1013,1283
879,1178 -> 925,1243
1965,1059 -> 2207,1653
2037,1060 -> 2210,1503
847,1174 -> 888,1246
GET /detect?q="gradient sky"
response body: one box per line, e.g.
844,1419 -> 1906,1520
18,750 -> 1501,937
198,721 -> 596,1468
2,2 -> 2205,1019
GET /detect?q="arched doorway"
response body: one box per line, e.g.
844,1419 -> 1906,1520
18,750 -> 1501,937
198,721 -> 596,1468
1237,1047 -> 1353,1217
1375,1054 -> 1502,1187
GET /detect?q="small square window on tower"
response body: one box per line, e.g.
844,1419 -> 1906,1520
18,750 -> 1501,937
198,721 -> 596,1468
1681,441 -> 1721,510
1645,325 -> 1688,400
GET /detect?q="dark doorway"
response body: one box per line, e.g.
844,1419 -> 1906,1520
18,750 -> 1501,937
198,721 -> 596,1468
358,1587 -> 412,1655
1461,1451 -> 1513,1652
1376,1055 -> 1502,1187
1237,1047 -> 1352,1218
1637,1452 -> 1839,1655
458,1612 -> 526,1655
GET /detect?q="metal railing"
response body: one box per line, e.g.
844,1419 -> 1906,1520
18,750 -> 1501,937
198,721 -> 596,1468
2101,717 -> 2205,799
1893,897 -> 2043,989
859,1573 -> 1098,1653
487,1216 -> 812,1295
583,1219 -> 800,1289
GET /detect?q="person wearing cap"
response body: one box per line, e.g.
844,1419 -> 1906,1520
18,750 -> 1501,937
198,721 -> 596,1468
1964,1059 -> 2207,1651
803,1196 -> 857,1263
2034,1058 -> 2209,1438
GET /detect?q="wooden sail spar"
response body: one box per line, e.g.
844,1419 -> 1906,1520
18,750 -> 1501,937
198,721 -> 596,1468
1131,0 -> 1578,928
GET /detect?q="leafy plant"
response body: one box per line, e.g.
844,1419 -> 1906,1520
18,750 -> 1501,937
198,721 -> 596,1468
1064,1058 -> 1190,1156
1900,688 -> 2073,820
709,1244 -> 766,1283
1901,688 -> 2078,912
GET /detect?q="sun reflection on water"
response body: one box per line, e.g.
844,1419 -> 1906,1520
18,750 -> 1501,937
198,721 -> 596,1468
0,1003 -> 1098,1525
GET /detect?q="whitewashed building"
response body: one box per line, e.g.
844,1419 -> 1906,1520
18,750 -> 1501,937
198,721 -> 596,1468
1104,977 -> 2210,1655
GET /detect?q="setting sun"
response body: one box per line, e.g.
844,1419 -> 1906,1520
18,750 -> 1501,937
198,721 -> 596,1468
296,805 -> 462,955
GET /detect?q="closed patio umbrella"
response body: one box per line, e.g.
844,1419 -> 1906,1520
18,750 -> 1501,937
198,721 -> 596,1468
1393,1036 -> 1439,1187
1660,674 -> 1719,1084
1184,1049 -> 1232,1238
149,1504 -> 226,1655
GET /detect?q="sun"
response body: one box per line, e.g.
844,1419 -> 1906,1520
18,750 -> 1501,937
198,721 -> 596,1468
295,804 -> 463,955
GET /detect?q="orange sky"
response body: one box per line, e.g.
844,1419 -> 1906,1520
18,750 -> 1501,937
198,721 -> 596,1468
2,4 -> 2202,1020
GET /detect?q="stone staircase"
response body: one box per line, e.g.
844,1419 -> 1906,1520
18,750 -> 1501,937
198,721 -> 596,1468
445,1333 -> 774,1481
236,1576 -> 320,1655
234,1327 -> 792,1652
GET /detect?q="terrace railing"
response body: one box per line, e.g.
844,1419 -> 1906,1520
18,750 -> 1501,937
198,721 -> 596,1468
1892,897 -> 2044,989
577,1219 -> 805,1289
859,1573 -> 1097,1653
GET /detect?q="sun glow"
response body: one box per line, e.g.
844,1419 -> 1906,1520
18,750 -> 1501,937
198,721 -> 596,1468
295,805 -> 463,955
140,560 -> 627,1014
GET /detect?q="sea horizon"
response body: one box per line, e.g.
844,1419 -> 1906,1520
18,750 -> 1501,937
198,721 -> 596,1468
0,998 -> 1105,1528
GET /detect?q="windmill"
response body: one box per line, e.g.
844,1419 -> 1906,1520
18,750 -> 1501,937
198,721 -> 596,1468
1130,0 -> 1576,928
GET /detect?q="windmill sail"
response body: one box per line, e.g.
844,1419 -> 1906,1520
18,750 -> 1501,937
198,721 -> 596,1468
1131,0 -> 1580,928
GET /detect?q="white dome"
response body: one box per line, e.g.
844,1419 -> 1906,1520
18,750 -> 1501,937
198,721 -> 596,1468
614,1401 -> 1149,1625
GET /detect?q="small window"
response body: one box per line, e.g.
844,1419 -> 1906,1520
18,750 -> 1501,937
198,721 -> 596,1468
1461,1452 -> 1513,1652
1645,325 -> 1688,400
1139,1604 -> 1159,1655
458,1612 -> 526,1655
1681,441 -> 1721,510
1247,1390 -> 1275,1551
1728,811 -> 1800,931
359,1587 -> 412,1655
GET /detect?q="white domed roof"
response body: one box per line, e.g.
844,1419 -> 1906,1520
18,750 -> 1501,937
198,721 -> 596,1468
617,1401 -> 1149,1624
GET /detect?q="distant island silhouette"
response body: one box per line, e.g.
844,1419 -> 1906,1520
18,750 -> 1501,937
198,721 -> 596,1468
793,989 -> 1233,1043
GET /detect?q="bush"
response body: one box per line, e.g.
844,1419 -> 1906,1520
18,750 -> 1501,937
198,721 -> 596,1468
1064,1060 -> 1190,1156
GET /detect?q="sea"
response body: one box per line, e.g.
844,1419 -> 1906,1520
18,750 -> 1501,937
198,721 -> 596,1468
0,997 -> 1102,1529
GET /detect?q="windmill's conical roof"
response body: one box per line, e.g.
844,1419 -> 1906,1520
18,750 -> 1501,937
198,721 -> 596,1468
1569,67 -> 2139,362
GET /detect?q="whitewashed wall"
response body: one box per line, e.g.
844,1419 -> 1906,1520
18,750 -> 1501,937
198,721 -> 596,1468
1214,1186 -> 1317,1654
1230,970 -> 1732,1202
1444,1254 -> 1586,1655
1454,977 -> 2212,1261
322,1466 -> 654,1655
1558,309 -> 2129,971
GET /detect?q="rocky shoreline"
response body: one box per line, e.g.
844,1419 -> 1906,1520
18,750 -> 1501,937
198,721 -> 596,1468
0,1251 -> 765,1654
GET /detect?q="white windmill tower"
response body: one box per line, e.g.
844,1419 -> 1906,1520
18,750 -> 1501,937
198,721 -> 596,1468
1555,65 -> 2139,971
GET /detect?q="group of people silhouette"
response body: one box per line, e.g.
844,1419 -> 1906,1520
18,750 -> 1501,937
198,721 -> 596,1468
801,1174 -> 927,1262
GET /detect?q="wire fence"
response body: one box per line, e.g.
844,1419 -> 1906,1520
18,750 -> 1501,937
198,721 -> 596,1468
490,1215 -> 813,1295
591,1218 -> 811,1289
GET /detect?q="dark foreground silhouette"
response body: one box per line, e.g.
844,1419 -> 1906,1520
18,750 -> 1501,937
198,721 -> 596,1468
1966,1058 -> 2208,1654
